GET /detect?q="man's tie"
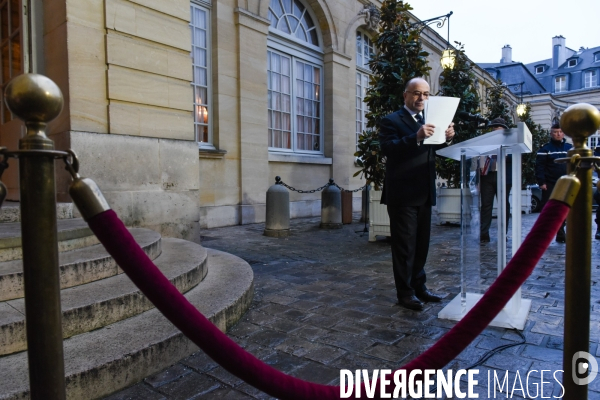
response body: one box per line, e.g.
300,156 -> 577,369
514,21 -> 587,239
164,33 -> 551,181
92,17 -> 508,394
415,112 -> 424,125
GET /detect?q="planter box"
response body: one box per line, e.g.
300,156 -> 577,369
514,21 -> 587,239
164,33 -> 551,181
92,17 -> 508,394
436,188 -> 472,225
368,190 -> 390,242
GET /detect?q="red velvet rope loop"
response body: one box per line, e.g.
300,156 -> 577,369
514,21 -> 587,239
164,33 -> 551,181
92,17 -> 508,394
87,200 -> 570,399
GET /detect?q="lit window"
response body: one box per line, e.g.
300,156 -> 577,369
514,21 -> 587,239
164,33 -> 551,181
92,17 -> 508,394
267,0 -> 323,154
585,70 -> 597,88
555,76 -> 567,92
190,3 -> 211,146
535,66 -> 544,74
567,59 -> 577,67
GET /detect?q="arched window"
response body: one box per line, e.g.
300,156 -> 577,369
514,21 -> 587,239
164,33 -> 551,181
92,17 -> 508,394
267,0 -> 323,154
356,31 -> 374,149
268,0 -> 318,47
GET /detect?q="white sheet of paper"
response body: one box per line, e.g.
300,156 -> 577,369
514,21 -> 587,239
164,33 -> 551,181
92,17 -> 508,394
423,96 -> 460,144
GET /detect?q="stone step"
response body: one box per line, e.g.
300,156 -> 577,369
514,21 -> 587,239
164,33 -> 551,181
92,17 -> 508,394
0,219 -> 96,262
0,237 -> 207,357
0,248 -> 254,400
0,228 -> 162,302
0,202 -> 74,223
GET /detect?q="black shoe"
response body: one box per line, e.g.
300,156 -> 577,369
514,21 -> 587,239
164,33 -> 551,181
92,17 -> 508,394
556,230 -> 566,243
480,233 -> 490,243
596,228 -> 600,240
398,295 -> 424,311
417,290 -> 443,303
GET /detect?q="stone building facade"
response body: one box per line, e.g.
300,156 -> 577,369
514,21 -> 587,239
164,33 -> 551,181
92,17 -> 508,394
0,0 -> 504,236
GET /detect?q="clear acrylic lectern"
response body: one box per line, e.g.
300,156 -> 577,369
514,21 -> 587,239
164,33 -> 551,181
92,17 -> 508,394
436,122 -> 533,330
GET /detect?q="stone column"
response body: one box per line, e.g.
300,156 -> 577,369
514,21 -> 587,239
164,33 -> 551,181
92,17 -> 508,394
234,9 -> 270,224
323,49 -> 352,188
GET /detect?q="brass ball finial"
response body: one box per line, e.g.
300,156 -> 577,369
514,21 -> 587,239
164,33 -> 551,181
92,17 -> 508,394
560,103 -> 600,147
4,74 -> 63,124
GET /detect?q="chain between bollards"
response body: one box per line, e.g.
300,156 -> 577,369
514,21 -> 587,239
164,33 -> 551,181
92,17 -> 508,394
275,176 -> 367,193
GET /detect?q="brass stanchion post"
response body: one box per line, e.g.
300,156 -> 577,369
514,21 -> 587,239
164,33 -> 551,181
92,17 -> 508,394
560,104 -> 600,399
4,74 -> 66,399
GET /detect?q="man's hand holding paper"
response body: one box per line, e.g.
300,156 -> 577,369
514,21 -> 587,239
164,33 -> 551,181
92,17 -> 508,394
422,96 -> 460,144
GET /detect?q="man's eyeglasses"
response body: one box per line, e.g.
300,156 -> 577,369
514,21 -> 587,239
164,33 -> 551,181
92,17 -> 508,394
405,91 -> 430,99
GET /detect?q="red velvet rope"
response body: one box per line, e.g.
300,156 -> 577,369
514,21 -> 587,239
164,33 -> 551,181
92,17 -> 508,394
87,200 -> 569,399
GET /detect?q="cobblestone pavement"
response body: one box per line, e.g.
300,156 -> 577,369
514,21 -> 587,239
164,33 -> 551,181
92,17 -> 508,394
105,211 -> 600,400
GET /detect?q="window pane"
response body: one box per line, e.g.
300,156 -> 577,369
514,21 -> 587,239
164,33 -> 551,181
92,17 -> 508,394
270,0 -> 283,18
304,64 -> 312,81
281,57 -> 290,76
308,29 -> 318,45
1,4 -> 8,40
196,87 -> 207,104
194,47 -> 206,67
304,82 -> 311,100
283,131 -> 291,149
282,94 -> 290,112
288,16 -> 299,33
282,75 -> 290,93
296,61 -> 303,80
295,27 -> 307,42
277,18 -> 290,34
194,8 -> 206,28
194,28 -> 206,48
296,79 -> 303,97
282,113 -> 290,130
293,0 -> 303,19
297,115 -> 304,132
272,72 -> 280,92
10,0 -> 18,32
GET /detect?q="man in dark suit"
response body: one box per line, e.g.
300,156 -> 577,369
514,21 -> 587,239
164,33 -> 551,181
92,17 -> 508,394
379,77 -> 455,311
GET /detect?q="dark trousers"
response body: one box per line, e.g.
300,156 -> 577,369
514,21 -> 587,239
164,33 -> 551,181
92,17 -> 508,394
480,171 -> 511,236
542,181 -> 566,233
387,204 -> 430,298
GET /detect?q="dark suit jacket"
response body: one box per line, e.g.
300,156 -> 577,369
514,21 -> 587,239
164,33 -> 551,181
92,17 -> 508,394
379,108 -> 447,207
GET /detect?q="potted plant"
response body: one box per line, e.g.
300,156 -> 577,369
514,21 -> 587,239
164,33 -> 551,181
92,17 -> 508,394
353,0 -> 431,240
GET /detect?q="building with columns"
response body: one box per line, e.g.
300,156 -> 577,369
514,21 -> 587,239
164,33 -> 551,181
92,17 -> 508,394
0,0 -> 504,235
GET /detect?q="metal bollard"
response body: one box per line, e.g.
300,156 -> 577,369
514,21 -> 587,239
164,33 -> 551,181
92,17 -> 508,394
360,184 -> 370,223
560,104 -> 600,400
264,176 -> 290,237
320,179 -> 342,229
4,74 -> 66,399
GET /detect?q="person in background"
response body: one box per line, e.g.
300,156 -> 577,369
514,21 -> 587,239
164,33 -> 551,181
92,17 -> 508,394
378,77 -> 455,311
479,117 -> 512,243
535,123 -> 573,243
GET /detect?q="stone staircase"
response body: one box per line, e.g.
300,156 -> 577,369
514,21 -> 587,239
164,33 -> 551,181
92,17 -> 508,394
0,204 -> 254,399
